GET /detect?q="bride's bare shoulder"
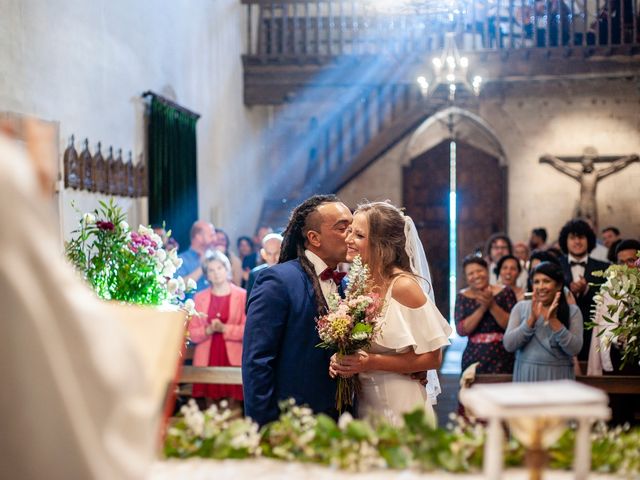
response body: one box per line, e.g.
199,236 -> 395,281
390,274 -> 427,308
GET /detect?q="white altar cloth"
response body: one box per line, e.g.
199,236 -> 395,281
149,458 -> 620,480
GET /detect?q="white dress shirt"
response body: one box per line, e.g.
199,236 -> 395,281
304,249 -> 338,303
568,253 -> 588,282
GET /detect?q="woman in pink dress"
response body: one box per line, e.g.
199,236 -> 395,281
188,250 -> 246,405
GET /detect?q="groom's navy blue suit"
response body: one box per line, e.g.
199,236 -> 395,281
242,258 -> 337,426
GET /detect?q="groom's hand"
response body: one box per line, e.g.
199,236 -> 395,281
409,371 -> 429,386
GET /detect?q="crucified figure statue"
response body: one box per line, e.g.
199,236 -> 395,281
540,147 -> 638,229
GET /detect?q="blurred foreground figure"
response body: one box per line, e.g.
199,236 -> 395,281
0,119 -> 158,479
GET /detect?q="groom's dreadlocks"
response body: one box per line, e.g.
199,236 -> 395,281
279,194 -> 339,314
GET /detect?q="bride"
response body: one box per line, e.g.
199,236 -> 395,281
330,201 -> 452,427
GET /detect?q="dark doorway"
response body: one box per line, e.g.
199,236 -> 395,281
402,139 -> 507,317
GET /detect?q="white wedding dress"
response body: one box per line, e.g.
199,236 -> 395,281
357,277 -> 452,427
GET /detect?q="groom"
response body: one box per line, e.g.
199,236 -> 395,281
242,195 -> 353,426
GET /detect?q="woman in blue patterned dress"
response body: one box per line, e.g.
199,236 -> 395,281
503,261 -> 583,382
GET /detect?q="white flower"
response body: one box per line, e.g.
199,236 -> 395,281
352,331 -> 368,341
338,412 -> 353,429
183,299 -> 197,316
167,278 -> 179,295
82,213 -> 96,225
162,261 -> 177,278
168,248 -> 183,268
186,278 -> 197,291
138,225 -> 154,237
155,248 -> 167,262
119,221 -> 129,231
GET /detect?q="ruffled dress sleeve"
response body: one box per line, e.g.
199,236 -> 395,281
377,297 -> 453,354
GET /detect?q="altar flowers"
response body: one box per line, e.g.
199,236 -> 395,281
65,199 -> 196,313
592,254 -> 640,369
316,255 -> 384,411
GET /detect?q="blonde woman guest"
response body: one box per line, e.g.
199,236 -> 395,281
331,201 -> 452,427
188,251 -> 247,403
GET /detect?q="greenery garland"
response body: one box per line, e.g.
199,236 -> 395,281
165,399 -> 639,476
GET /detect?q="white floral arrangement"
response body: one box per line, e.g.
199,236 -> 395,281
593,256 -> 640,368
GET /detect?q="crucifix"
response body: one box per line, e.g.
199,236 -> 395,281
540,147 -> 638,229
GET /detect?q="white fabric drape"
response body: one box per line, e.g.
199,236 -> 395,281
0,134 -> 158,479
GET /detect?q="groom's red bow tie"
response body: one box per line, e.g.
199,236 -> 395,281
319,268 -> 346,285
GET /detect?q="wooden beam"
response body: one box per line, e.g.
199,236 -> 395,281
243,49 -> 640,105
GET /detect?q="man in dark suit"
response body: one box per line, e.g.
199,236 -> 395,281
245,232 -> 283,305
242,195 -> 353,426
558,219 -> 609,363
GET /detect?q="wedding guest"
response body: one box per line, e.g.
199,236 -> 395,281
513,241 -> 530,265
188,251 -> 246,406
601,226 -> 622,264
558,219 -> 609,362
177,220 -> 217,294
248,225 -> 273,268
486,233 -> 528,288
504,261 -> 583,381
455,255 -> 516,374
245,232 -> 283,303
496,254 -> 525,301
527,249 -> 561,291
237,235 -> 255,287
214,228 -> 243,287
529,227 -> 548,251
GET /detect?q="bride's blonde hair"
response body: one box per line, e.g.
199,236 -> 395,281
354,201 -> 413,282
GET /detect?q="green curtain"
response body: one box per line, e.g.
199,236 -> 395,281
148,97 -> 198,252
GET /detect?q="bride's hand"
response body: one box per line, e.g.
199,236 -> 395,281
332,350 -> 369,376
328,353 -> 344,378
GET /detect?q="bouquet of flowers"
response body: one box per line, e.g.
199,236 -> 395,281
592,254 -> 640,369
316,255 -> 384,412
65,199 -> 196,311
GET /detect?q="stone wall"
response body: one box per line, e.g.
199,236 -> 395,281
0,0 -> 268,245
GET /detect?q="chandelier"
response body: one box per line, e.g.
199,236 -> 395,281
416,33 -> 482,101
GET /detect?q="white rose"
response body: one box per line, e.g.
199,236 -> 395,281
82,213 -> 96,225
119,221 -> 129,231
187,278 -> 197,291
155,248 -> 167,261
